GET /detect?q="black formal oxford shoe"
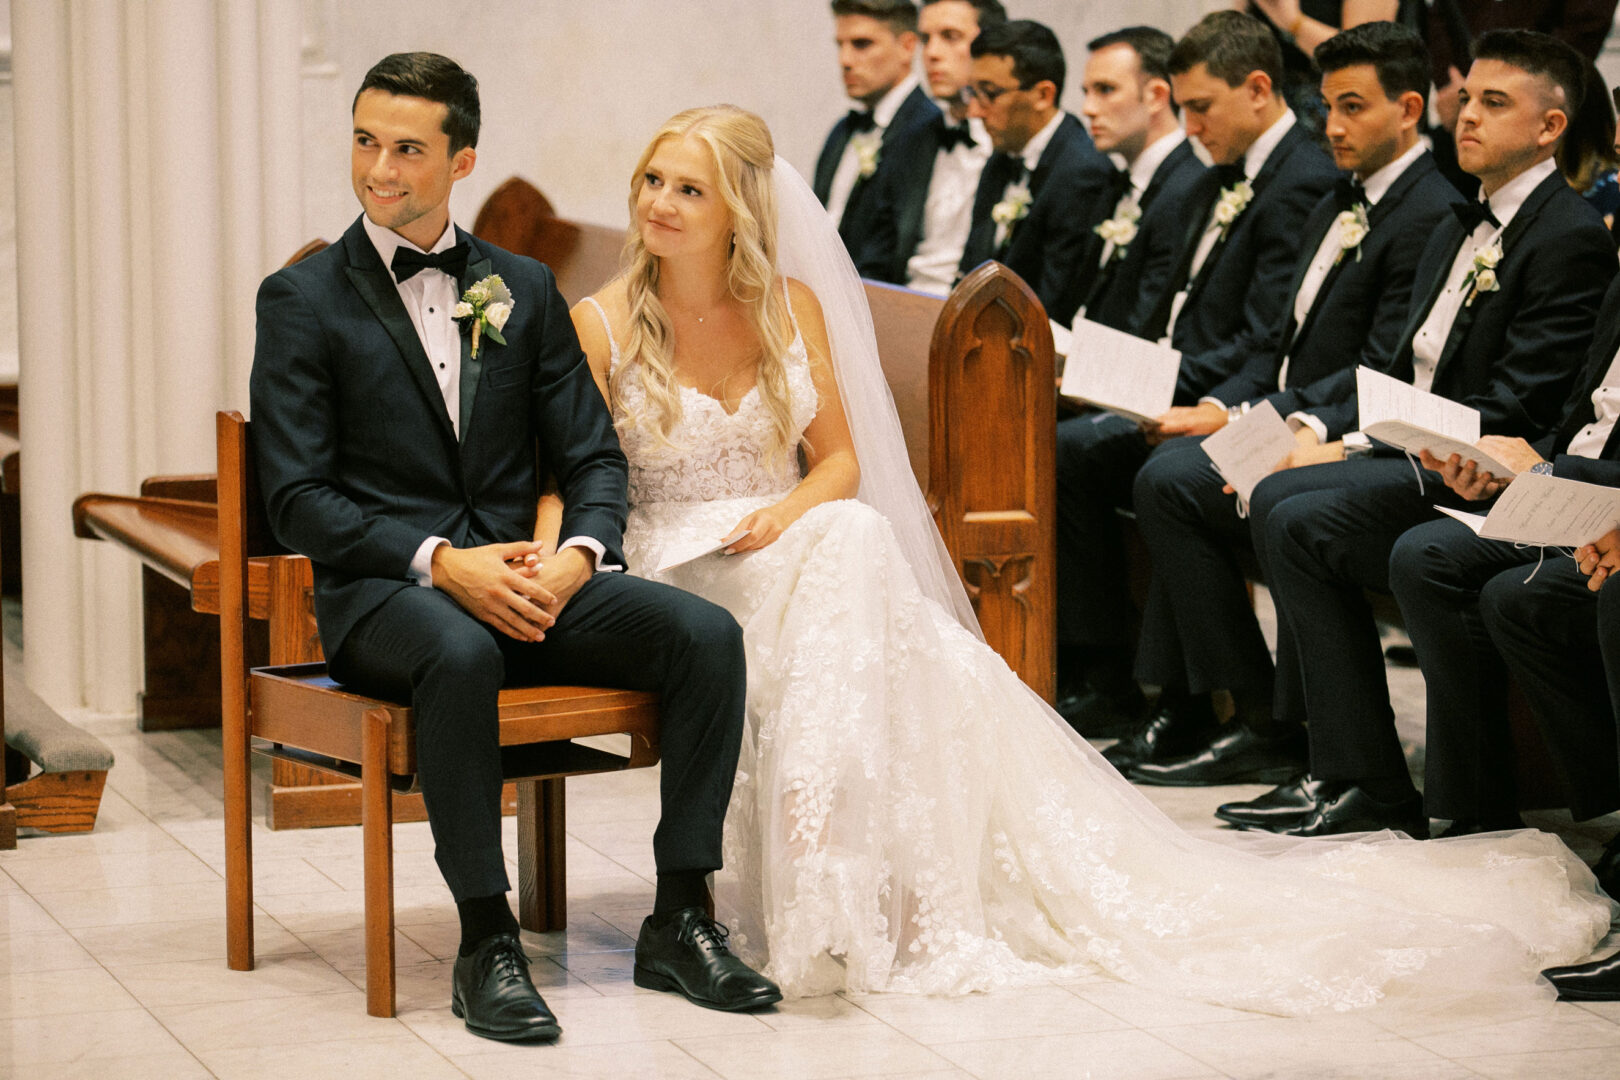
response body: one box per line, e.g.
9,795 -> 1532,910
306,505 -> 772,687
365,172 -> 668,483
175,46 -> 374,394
1214,773 -> 1330,830
634,908 -> 782,1011
1102,694 -> 1218,773
1056,682 -> 1150,740
450,932 -> 561,1042
1591,834 -> 1620,898
1431,815 -> 1523,839
1128,723 -> 1307,787
1279,785 -> 1429,839
1543,952 -> 1620,1001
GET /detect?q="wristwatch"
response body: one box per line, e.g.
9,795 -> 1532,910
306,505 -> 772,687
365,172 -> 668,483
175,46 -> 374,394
1529,461 -> 1554,475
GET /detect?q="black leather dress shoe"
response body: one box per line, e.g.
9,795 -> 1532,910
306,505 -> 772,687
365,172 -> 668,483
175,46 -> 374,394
1543,952 -> 1620,1000
1591,834 -> 1620,898
1215,773 -> 1330,830
1128,724 -> 1307,787
634,908 -> 782,1011
1056,682 -> 1149,740
1102,695 -> 1217,772
1431,815 -> 1523,839
1280,785 -> 1429,838
450,932 -> 561,1041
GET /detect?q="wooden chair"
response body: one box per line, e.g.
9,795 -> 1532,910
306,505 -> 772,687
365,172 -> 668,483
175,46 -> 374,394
471,175 -> 625,305
217,411 -> 663,1017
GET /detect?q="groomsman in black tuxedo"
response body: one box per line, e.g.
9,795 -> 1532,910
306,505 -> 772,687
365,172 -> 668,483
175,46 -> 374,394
1226,31 -> 1616,838
1052,11 -> 1334,736
1055,26 -> 1206,334
853,0 -> 1005,291
814,0 -> 941,254
250,54 -> 778,1041
958,19 -> 1114,325
1117,23 -> 1462,779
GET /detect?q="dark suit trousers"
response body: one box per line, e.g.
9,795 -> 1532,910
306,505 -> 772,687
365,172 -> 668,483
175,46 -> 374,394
330,572 -> 746,901
1130,436 -> 1272,697
1387,519 -> 1544,819
1055,412 -> 1151,648
1257,458 -> 1465,784
1480,554 -> 1620,821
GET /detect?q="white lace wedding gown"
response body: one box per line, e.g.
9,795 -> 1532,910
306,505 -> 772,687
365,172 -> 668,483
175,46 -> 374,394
587,297 -> 1614,1016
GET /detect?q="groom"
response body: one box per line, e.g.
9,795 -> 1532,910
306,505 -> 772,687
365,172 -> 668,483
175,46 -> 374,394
249,53 -> 779,1041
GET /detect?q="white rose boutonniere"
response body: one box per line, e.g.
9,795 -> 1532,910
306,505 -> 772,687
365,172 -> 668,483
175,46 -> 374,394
1460,242 -> 1503,307
991,181 -> 1033,249
850,130 -> 882,180
1212,178 -> 1254,238
1334,204 -> 1370,265
1094,201 -> 1142,261
455,274 -> 514,358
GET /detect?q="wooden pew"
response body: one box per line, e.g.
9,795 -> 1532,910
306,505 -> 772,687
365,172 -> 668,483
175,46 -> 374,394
471,176 -> 625,305
0,517 -> 13,850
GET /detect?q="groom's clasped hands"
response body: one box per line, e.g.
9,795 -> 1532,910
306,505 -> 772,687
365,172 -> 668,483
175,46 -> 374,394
430,540 -> 593,641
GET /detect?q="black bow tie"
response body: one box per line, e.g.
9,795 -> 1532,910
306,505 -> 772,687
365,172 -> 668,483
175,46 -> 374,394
937,121 -> 975,152
1212,163 -> 1246,188
1106,166 -> 1133,202
391,243 -> 469,283
1452,200 -> 1501,233
1334,176 -> 1366,212
846,109 -> 877,135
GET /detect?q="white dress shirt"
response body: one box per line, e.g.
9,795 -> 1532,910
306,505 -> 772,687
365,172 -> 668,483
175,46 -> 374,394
1166,110 -> 1296,339
906,116 -> 992,296
1095,129 -> 1185,271
1566,344 -> 1620,458
361,218 -> 610,586
1408,156 -> 1557,393
827,74 -> 919,227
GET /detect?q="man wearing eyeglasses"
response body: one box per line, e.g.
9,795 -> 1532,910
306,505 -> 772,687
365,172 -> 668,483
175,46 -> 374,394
957,18 -> 1114,326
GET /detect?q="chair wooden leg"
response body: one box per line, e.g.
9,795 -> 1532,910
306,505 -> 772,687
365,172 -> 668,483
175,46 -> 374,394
517,777 -> 567,932
223,697 -> 253,973
361,708 -> 396,1018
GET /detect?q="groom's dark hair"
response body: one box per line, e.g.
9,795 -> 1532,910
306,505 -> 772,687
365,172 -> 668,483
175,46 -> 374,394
354,52 -> 481,154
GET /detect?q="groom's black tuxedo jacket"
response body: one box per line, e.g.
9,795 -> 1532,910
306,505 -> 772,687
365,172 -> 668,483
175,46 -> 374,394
814,86 -> 941,253
1213,152 -> 1462,441
959,112 -> 1114,326
1060,138 -> 1206,335
1381,169 -> 1616,441
249,217 -> 629,659
1144,123 -> 1337,403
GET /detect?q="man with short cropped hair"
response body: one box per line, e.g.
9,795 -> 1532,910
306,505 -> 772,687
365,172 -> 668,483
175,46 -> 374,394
814,0 -> 941,254
854,0 -> 1007,292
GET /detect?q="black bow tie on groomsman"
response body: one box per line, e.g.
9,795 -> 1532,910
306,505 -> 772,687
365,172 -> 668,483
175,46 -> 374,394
846,109 -> 878,135
391,243 -> 470,284
937,121 -> 975,152
1212,162 -> 1246,189
1452,199 -> 1501,233
1334,176 -> 1366,212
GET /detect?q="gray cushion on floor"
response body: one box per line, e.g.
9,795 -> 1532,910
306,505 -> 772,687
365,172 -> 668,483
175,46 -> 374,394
1,635 -> 114,773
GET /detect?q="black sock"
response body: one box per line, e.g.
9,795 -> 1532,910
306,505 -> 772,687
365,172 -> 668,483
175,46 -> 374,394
653,871 -> 710,917
1228,689 -> 1278,733
1079,645 -> 1136,695
1358,776 -> 1417,803
457,893 -> 520,956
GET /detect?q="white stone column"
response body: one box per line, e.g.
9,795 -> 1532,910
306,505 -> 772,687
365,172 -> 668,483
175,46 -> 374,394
11,0 -> 303,714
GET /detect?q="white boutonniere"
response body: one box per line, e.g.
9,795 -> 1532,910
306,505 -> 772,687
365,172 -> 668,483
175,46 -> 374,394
1094,200 -> 1142,260
991,181 -> 1033,248
1460,242 -> 1503,307
1212,178 -> 1254,239
1333,204 -> 1370,265
850,130 -> 882,180
453,274 -> 514,359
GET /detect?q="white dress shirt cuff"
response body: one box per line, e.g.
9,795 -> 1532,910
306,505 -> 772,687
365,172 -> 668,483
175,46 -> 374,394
560,535 -> 621,573
1285,412 -> 1329,445
1198,395 -> 1227,410
411,536 -> 450,587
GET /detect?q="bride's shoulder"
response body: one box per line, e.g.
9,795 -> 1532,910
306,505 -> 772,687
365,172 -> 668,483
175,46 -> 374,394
569,278 -> 631,365
782,276 -> 823,318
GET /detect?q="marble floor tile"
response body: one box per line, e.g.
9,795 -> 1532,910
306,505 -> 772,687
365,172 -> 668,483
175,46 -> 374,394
1,847 -> 219,894
197,1032 -> 466,1079
108,951 -> 356,1007
301,925 -> 439,971
932,1029 -> 1222,1080
1252,1064 -> 1484,1080
0,867 -> 21,892
1400,1008 -> 1620,1058
677,1025 -> 952,1079
238,856 -> 347,896
252,882 -> 455,933
151,987 -> 408,1051
0,890 -> 63,935
0,964 -> 141,1017
340,954 -> 599,1013
456,1038 -> 722,1079
849,985 -> 1128,1044
1151,1015 -> 1441,1075
414,991 -> 768,1056
753,992 -> 884,1031
31,879 -> 227,929
17,1052 -> 216,1080
552,947 -> 643,996
69,915 -> 309,968
1459,1045 -> 1620,1079
1067,980 -> 1269,1028
0,927 -> 100,974
2,1007 -> 189,1066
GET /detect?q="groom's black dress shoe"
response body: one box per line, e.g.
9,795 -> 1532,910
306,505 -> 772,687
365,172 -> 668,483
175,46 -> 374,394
1279,784 -> 1429,838
1056,682 -> 1149,740
1102,695 -> 1217,772
450,932 -> 561,1041
1542,952 -> 1620,1001
634,908 -> 782,1011
1214,773 -> 1329,830
1128,723 -> 1307,787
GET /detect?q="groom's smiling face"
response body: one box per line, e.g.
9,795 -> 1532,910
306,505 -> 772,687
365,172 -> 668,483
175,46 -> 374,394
351,88 -> 476,250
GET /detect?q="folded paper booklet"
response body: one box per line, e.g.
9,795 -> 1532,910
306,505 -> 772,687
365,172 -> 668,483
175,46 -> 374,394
1058,317 -> 1181,425
1474,473 -> 1620,547
1354,366 -> 1518,477
655,530 -> 749,574
1199,400 -> 1297,504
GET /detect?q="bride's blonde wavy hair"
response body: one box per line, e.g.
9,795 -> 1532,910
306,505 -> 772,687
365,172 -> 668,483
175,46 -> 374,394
613,105 -> 796,460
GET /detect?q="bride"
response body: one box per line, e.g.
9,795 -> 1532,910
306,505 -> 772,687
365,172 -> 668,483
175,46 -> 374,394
543,104 -> 1613,1015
